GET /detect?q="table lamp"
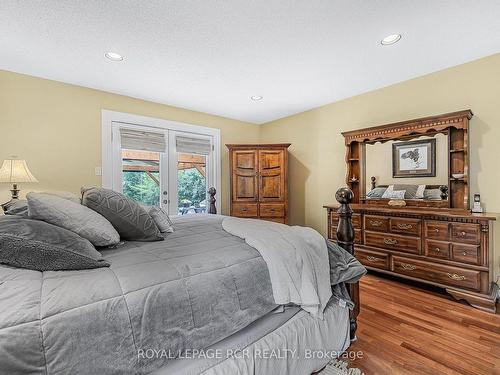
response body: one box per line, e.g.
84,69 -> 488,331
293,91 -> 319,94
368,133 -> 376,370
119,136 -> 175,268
0,158 -> 39,212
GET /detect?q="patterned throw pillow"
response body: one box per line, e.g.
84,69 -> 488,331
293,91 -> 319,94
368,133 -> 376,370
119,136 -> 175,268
142,205 -> 174,233
366,187 -> 387,199
82,188 -> 163,242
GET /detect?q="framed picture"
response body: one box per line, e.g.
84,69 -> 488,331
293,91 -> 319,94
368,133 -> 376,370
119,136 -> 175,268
392,139 -> 436,178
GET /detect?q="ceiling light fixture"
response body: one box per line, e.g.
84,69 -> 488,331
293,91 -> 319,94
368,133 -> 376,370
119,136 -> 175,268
381,34 -> 401,46
105,52 -> 124,61
250,96 -> 263,101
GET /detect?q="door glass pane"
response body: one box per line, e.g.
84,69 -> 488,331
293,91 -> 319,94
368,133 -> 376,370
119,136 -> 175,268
122,150 -> 160,206
177,152 -> 207,215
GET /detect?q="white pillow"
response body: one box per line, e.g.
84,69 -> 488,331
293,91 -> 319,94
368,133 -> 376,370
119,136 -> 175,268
382,188 -> 405,199
415,185 -> 426,199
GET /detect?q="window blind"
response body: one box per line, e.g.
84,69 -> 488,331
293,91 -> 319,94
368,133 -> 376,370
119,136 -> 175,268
176,136 -> 212,155
120,128 -> 166,153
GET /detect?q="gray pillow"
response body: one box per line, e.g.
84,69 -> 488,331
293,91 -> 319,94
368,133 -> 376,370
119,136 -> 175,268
3,199 -> 29,217
424,189 -> 442,200
366,187 -> 387,199
392,184 -> 419,199
143,205 -> 174,233
27,193 -> 120,247
82,188 -> 163,242
0,216 -> 109,271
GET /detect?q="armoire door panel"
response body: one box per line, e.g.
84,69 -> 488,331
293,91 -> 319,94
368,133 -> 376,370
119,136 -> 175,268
260,173 -> 283,200
232,150 -> 258,201
259,150 -> 285,201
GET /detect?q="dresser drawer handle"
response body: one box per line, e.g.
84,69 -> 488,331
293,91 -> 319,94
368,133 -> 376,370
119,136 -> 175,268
268,208 -> 276,212
384,238 -> 398,245
400,263 -> 416,271
370,220 -> 383,227
366,256 -> 380,263
447,273 -> 466,281
397,223 -> 413,230
435,248 -> 441,253
462,251 -> 467,256
434,228 -> 440,233
241,208 -> 248,212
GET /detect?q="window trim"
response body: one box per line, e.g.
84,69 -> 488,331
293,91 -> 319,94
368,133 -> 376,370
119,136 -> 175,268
101,110 -> 221,213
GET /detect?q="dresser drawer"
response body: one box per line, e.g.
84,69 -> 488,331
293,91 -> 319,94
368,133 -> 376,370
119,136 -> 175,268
330,213 -> 361,228
365,231 -> 420,254
390,218 -> 421,236
262,217 -> 285,224
451,243 -> 481,265
451,223 -> 480,245
260,203 -> 285,217
425,221 -> 450,241
331,227 -> 362,244
356,249 -> 389,270
392,256 -> 481,291
364,215 -> 389,232
232,203 -> 258,217
425,240 -> 450,260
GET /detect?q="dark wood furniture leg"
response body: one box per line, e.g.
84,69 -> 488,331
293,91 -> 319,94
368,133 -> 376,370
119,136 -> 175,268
335,187 -> 359,342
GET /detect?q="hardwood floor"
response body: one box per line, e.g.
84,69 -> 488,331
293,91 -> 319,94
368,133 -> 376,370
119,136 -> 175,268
346,273 -> 500,375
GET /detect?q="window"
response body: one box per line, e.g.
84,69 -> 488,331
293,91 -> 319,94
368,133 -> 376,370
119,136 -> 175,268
102,111 -> 221,215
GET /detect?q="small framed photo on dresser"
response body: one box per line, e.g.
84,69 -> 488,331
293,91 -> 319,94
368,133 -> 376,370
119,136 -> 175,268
392,139 -> 436,178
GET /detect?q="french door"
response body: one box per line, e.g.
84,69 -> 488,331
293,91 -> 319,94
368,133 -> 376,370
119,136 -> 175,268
109,121 -> 215,216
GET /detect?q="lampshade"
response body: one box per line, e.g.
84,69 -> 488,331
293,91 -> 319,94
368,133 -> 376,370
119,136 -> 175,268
0,159 -> 39,183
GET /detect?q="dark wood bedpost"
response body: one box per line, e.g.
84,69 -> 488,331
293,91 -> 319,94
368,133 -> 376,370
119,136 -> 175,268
370,176 -> 376,190
208,187 -> 217,214
335,187 -> 359,342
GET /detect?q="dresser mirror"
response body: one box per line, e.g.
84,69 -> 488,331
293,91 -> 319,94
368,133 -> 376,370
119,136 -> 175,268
342,110 -> 472,210
364,133 -> 449,207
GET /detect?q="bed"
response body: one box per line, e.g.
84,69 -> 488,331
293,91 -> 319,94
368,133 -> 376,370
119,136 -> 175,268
0,188 -> 363,375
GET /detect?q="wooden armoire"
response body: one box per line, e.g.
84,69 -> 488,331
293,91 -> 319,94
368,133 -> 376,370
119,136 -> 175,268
227,144 -> 290,224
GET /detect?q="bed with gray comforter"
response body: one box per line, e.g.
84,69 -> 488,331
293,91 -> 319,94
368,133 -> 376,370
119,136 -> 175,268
0,215 -> 364,375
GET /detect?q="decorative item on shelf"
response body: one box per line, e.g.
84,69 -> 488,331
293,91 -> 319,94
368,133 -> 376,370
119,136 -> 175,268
0,157 -> 39,212
451,173 -> 465,179
472,193 -> 483,213
388,199 -> 406,207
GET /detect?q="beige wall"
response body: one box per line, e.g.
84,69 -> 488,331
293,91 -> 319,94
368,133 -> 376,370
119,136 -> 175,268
0,70 -> 260,215
260,53 -> 500,281
365,134 -> 448,192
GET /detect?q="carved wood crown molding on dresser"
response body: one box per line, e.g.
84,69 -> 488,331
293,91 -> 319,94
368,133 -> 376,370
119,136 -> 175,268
341,110 -> 473,145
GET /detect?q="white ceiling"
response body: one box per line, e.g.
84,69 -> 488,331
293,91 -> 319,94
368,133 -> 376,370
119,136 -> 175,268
1,1 -> 500,124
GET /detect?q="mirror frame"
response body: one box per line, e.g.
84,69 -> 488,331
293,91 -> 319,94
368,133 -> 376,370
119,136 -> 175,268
341,110 -> 473,210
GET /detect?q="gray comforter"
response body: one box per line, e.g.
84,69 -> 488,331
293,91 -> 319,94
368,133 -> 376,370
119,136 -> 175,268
0,215 -> 365,375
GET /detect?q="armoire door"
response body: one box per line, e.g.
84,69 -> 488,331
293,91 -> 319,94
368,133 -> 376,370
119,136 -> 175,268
258,149 -> 285,201
232,150 -> 258,201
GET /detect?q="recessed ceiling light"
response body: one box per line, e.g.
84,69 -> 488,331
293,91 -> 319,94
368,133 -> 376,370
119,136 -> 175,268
105,52 -> 124,61
381,34 -> 401,46
250,96 -> 263,101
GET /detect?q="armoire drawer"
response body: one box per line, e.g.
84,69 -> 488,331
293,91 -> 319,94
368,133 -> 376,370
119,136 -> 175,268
262,217 -> 285,224
232,203 -> 258,217
392,256 -> 481,291
260,203 -> 285,217
365,231 -> 420,254
356,249 -> 390,270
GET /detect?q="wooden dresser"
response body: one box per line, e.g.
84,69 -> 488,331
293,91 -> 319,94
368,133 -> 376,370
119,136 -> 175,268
227,144 -> 290,224
325,204 -> 498,312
